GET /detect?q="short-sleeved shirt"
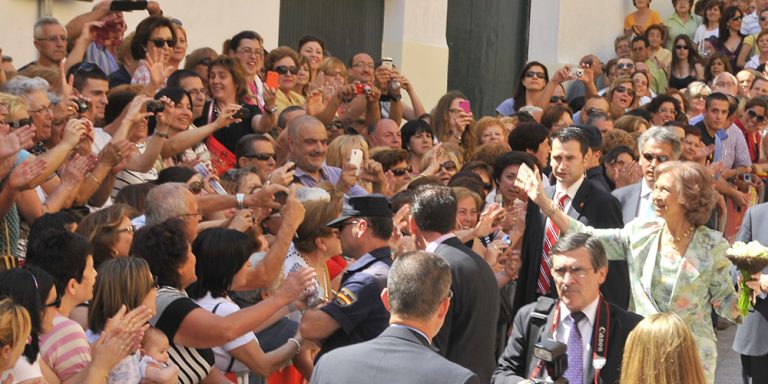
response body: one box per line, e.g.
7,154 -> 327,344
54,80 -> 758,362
151,287 -> 214,384
193,292 -> 257,374
495,98 -> 516,116
293,164 -> 368,197
317,247 -> 392,360
39,313 -> 91,381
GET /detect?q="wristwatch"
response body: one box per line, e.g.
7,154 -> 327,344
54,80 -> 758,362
236,193 -> 245,210
265,105 -> 277,114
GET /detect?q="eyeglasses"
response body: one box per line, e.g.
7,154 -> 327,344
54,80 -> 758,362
188,181 -> 203,194
115,224 -> 134,234
747,109 -> 766,124
586,107 -> 606,116
36,35 -> 66,43
550,96 -> 567,103
732,15 -> 743,22
46,297 -> 62,308
693,92 -> 710,99
615,85 -> 635,96
244,152 -> 276,161
150,38 -> 177,48
642,152 -> 670,163
274,65 -> 299,75
439,160 -> 457,172
28,105 -> 53,115
352,62 -> 375,69
186,87 -> 207,97
391,166 -> 412,176
236,48 -> 264,58
761,16 -> 768,22
674,45 -> 689,50
617,63 -> 634,70
179,209 -> 203,220
483,182 -> 493,191
525,71 -> 546,79
324,69 -> 346,77
552,265 -> 594,279
8,118 -> 33,129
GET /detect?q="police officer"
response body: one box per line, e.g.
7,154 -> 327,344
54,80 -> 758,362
299,194 -> 394,360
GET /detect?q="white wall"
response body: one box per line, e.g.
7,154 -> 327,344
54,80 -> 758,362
1,0 -> 280,67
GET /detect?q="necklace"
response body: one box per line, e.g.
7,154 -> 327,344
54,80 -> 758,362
299,253 -> 332,300
666,223 -> 695,244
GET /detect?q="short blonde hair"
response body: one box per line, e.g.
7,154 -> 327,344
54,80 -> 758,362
420,142 -> 464,172
655,161 -> 717,226
0,93 -> 28,120
326,134 -> 369,169
0,298 -> 31,371
620,313 -> 706,384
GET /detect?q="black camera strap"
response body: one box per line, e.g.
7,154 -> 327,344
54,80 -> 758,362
530,295 -> 611,383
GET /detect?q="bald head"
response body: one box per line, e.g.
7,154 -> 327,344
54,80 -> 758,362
287,115 -> 329,173
368,118 -> 402,149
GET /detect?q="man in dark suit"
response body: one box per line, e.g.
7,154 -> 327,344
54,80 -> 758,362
494,233 -> 643,384
408,186 -> 499,383
310,250 -> 479,384
515,127 -> 629,312
733,202 -> 768,383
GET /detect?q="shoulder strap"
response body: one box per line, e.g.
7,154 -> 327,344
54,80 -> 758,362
524,296 -> 556,370
210,301 -> 237,374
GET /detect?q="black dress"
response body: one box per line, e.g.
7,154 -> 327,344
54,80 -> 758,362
669,73 -> 696,90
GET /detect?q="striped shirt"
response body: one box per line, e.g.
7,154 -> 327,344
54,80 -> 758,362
39,314 -> 91,381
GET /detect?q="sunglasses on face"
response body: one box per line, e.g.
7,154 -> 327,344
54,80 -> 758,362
439,160 -> 457,172
550,96 -> 567,103
675,45 -> 689,50
586,107 -> 606,116
525,71 -> 546,79
188,180 -> 203,194
761,16 -> 768,22
732,15 -> 743,22
391,166 -> 413,176
747,109 -> 767,124
8,118 -> 33,129
617,63 -> 634,70
615,85 -> 635,96
642,152 -> 670,163
150,38 -> 177,48
245,152 -> 277,161
275,65 -> 299,75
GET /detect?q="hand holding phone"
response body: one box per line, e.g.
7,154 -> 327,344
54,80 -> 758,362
266,71 -> 279,89
459,100 -> 471,114
349,149 -> 363,176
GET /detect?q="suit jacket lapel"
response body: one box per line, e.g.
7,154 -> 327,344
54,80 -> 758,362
569,180 -> 590,220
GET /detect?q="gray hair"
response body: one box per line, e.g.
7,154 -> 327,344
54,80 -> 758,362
2,76 -> 50,97
145,183 -> 190,226
637,126 -> 682,160
286,115 -> 323,140
387,251 -> 452,321
551,232 -> 607,270
33,17 -> 62,39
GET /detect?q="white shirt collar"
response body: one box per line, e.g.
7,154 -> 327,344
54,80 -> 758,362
640,179 -> 653,198
425,233 -> 456,253
558,296 -> 600,328
555,175 -> 585,202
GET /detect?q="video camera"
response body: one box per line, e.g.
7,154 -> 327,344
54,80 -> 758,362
531,339 -> 568,384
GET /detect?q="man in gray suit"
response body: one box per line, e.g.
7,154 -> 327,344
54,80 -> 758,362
612,127 -> 681,224
310,251 -> 479,384
734,202 -> 768,383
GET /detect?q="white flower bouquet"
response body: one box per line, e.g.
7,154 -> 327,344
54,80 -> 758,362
726,241 -> 768,316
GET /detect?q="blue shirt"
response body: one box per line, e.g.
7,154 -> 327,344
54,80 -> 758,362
495,98 -> 516,116
318,247 -> 393,360
294,163 -> 368,197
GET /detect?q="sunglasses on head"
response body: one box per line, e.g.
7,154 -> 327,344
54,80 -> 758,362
615,85 -> 635,96
747,109 -> 766,124
550,96 -> 567,103
391,166 -> 412,177
674,44 -> 689,50
525,71 -> 546,79
188,180 -> 203,194
8,118 -> 33,129
245,152 -> 277,161
439,160 -> 457,172
642,152 -> 670,163
275,65 -> 299,75
150,38 -> 177,48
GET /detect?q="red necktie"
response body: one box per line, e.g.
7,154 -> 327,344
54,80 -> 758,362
538,194 -> 569,295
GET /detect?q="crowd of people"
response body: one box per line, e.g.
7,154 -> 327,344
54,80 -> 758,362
2,0 -> 768,383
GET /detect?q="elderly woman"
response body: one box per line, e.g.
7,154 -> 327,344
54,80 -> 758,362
608,76 -> 636,118
684,81 -> 711,120
130,16 -> 178,87
647,94 -> 682,126
540,105 -> 573,132
76,203 -> 138,268
516,160 -> 748,383
264,47 -> 305,116
419,143 -> 464,185
131,218 -> 315,383
474,116 -> 507,146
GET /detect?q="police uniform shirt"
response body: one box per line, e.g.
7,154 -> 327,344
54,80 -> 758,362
317,247 -> 393,360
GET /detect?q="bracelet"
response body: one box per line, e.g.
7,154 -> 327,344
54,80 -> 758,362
87,173 -> 102,185
541,200 -> 557,216
236,193 -> 245,210
287,337 -> 302,353
154,131 -> 170,139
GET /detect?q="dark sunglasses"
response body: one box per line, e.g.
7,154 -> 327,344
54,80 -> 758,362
674,45 -> 689,50
150,38 -> 177,48
615,85 -> 635,96
483,182 -> 493,191
586,107 -> 606,116
550,96 -> 567,103
188,180 -> 203,194
732,15 -> 743,21
439,160 -> 457,172
8,118 -> 33,129
245,152 -> 277,161
761,16 -> 768,22
617,63 -> 634,70
525,71 -> 546,79
275,65 -> 299,75
747,109 -> 766,124
391,166 -> 412,176
642,152 -> 670,163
